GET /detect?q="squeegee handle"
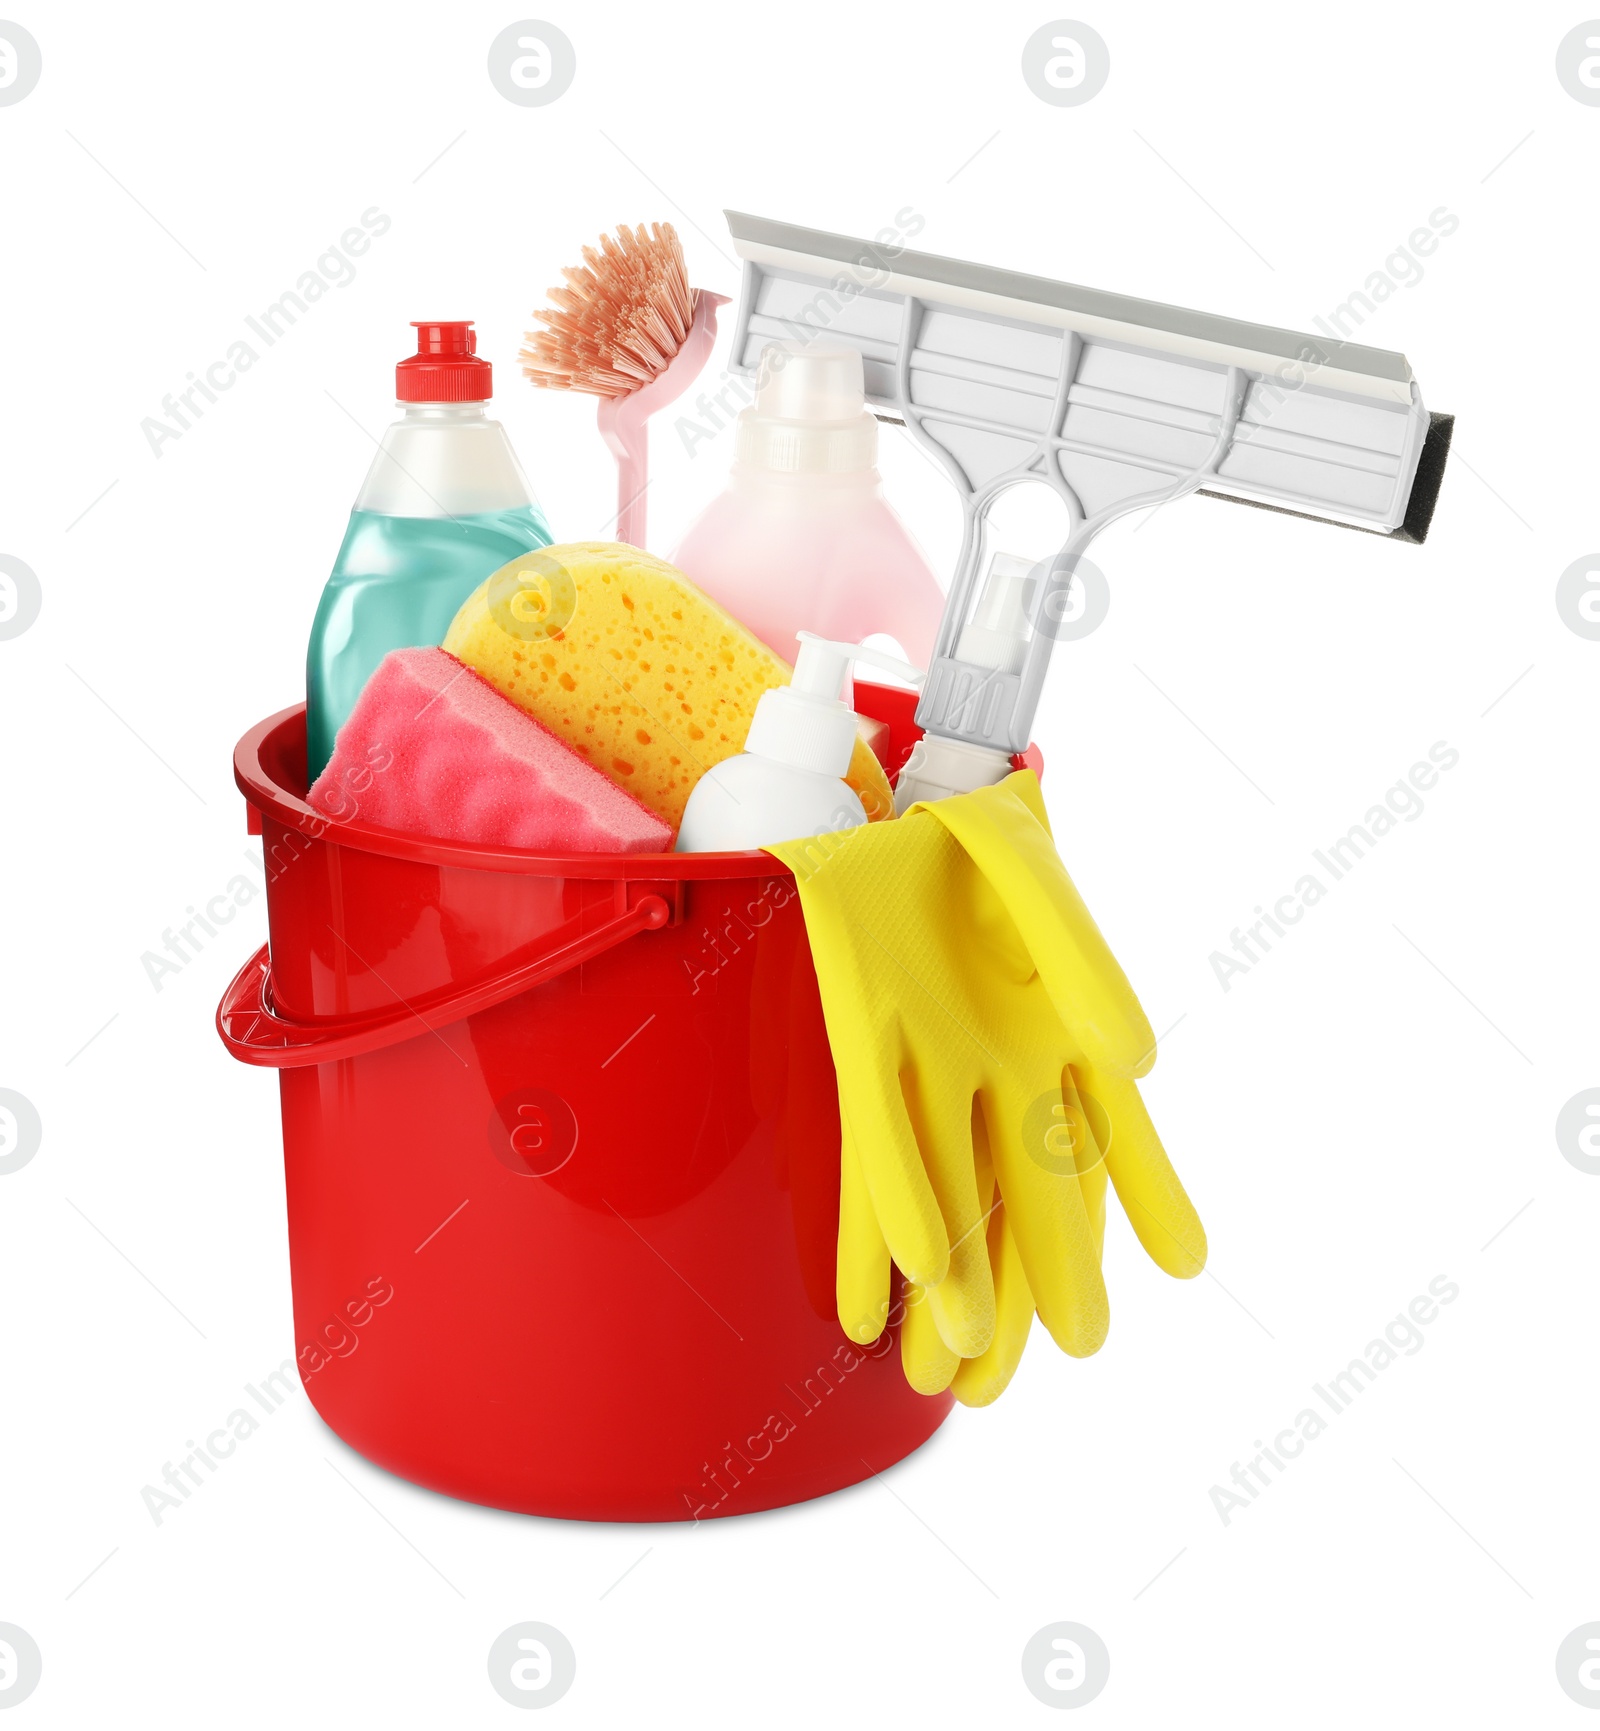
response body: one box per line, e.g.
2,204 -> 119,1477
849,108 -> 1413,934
914,366 -> 1248,757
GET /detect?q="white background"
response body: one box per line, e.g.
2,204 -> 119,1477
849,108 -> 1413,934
2,1 -> 1596,1723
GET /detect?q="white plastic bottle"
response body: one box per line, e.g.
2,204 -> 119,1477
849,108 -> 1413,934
893,550 -> 1039,812
676,634 -> 924,853
671,343 -> 946,666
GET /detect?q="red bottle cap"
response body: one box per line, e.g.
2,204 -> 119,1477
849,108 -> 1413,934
396,321 -> 493,402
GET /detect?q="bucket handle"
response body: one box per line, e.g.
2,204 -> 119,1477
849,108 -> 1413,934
216,892 -> 672,1070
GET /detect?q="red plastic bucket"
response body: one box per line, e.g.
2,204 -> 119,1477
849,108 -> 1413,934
217,682 -> 971,1522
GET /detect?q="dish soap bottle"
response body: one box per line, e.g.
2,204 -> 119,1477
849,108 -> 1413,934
676,633 -> 923,853
305,321 -> 551,780
671,342 -> 945,667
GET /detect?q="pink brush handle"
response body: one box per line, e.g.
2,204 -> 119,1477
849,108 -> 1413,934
596,290 -> 728,551
602,428 -> 649,550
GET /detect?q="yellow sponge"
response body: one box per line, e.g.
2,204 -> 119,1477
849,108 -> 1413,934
442,541 -> 895,833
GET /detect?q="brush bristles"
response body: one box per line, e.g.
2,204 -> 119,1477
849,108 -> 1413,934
521,222 -> 695,398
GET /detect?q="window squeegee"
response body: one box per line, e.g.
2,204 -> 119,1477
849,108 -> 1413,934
721,211 -> 1453,807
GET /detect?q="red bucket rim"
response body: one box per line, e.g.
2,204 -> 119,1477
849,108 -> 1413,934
236,683 -> 1036,882
236,704 -> 790,881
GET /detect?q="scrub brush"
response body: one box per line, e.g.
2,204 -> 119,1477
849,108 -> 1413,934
521,222 -> 728,551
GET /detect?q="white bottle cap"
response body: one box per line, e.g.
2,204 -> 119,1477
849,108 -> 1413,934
956,551 -> 1038,675
745,632 -> 924,777
892,733 -> 1016,813
734,342 -> 879,475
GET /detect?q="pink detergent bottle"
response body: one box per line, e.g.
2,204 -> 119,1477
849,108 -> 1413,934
671,341 -> 945,666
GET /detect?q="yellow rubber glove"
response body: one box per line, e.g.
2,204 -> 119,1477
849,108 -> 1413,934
952,1078 -> 1109,1406
767,771 -> 1205,1395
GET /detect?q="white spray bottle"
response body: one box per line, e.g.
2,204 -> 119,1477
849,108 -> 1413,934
893,550 -> 1038,810
675,633 -> 924,853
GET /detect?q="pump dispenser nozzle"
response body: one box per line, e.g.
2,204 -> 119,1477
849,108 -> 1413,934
676,632 -> 924,853
744,632 -> 924,778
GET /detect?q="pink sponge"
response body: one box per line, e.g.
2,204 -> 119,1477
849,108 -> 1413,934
308,647 -> 673,854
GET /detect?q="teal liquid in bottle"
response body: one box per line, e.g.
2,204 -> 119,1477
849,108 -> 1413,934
304,320 -> 552,783
306,504 -> 549,779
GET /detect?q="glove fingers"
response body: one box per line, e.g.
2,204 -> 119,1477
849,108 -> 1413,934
984,1082 -> 1110,1358
836,1115 -> 893,1344
953,1112 -> 1032,1405
952,1205 -> 1035,1407
900,1276 -> 959,1395
1062,1066 -> 1109,1256
1076,1062 -> 1207,1278
926,1252 -> 995,1358
838,1054 -> 949,1288
904,1080 -> 995,1359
